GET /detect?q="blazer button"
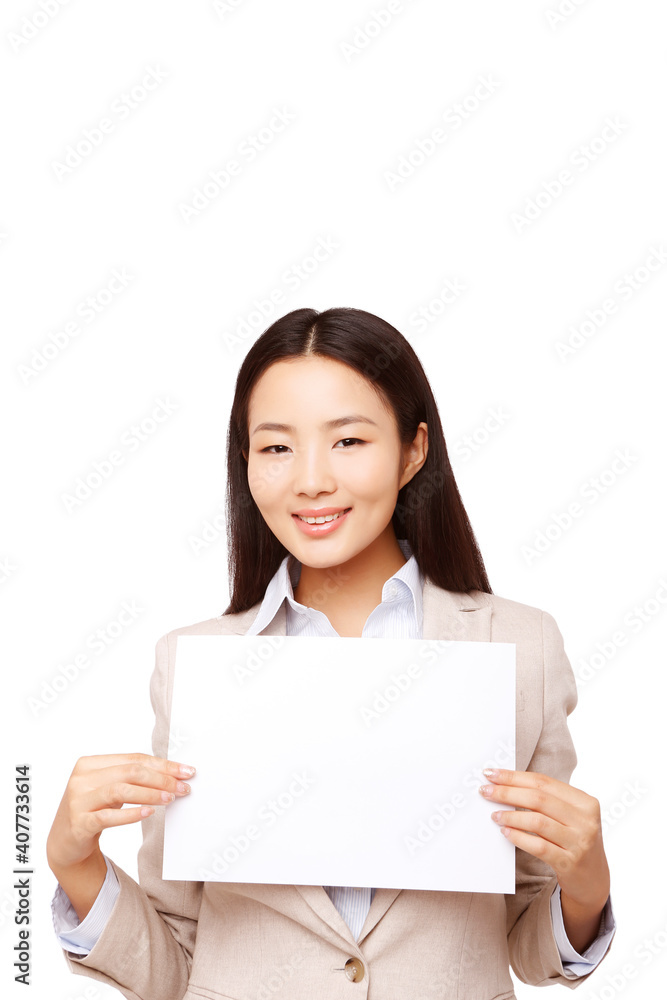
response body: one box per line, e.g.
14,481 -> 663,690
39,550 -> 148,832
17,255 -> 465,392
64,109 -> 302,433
344,958 -> 365,982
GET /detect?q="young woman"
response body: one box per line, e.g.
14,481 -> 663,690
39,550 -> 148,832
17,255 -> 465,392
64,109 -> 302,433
48,307 -> 615,999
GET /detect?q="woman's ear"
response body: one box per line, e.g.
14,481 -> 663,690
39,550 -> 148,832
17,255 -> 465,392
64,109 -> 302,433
399,422 -> 428,488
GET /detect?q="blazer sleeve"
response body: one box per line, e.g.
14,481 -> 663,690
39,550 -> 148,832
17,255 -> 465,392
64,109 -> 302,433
61,632 -> 203,1000
505,609 -> 611,988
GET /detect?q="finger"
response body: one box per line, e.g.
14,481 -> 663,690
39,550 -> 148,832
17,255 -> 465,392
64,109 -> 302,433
494,822 -> 568,870
80,777 -> 192,813
72,753 -> 196,779
72,762 -> 194,803
481,768 -> 579,807
81,761 -> 192,796
81,805 -> 156,837
479,782 -> 574,825
491,808 -> 577,853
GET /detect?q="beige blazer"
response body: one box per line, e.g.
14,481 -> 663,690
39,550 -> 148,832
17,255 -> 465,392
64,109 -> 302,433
62,583 -> 610,999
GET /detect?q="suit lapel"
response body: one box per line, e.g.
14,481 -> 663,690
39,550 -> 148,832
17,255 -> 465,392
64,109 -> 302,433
421,577 -> 492,642
219,578 -> 494,944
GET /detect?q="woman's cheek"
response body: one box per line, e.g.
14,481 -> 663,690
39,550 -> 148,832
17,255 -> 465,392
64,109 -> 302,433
247,458 -> 275,497
354,459 -> 395,499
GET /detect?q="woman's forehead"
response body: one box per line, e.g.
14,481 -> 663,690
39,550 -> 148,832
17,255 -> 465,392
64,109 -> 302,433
250,357 -> 383,409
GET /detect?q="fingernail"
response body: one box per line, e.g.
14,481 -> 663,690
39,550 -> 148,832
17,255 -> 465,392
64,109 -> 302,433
478,784 -> 494,797
140,806 -> 154,817
482,768 -> 499,779
491,811 -> 502,822
178,765 -> 196,777
176,782 -> 191,794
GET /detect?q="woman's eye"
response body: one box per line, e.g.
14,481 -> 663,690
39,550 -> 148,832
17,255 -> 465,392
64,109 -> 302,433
260,438 -> 362,454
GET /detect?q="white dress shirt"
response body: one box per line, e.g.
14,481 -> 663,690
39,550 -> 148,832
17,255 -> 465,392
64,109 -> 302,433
52,538 -> 615,976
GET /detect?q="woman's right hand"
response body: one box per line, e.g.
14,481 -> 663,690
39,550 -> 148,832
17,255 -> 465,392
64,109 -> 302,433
47,753 -> 195,921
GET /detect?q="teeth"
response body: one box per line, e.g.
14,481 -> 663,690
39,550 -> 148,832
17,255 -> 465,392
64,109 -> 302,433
298,510 -> 347,524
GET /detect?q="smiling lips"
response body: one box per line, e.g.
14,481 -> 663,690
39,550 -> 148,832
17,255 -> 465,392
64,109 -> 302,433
294,507 -> 351,524
292,507 -> 352,534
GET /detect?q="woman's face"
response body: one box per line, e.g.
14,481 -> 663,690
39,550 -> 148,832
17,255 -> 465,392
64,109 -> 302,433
244,355 -> 426,570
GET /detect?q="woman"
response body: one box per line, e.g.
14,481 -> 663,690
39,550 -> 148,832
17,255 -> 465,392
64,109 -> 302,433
48,306 -> 615,999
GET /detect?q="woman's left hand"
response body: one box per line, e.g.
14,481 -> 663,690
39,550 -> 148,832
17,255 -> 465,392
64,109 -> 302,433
479,768 -> 610,916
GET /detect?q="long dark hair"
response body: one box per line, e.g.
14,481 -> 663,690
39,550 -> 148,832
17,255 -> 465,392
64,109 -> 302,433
222,306 -> 492,614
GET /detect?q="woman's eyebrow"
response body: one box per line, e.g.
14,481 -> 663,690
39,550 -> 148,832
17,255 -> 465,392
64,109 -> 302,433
250,414 -> 378,437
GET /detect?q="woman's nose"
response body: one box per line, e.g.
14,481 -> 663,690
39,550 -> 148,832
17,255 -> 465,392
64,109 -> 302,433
291,447 -> 336,495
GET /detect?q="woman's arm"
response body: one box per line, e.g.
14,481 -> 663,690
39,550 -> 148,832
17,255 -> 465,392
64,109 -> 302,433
482,766 -> 610,951
47,749 -> 191,918
496,610 -> 615,986
50,633 -> 204,1000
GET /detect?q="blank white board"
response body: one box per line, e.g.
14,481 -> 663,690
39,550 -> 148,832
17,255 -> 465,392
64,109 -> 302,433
163,635 -> 516,893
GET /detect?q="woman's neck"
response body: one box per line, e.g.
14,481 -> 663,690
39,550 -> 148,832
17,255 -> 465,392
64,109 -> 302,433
291,529 -> 408,628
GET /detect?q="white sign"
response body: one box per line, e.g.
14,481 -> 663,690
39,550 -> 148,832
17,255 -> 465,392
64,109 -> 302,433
163,635 -> 516,893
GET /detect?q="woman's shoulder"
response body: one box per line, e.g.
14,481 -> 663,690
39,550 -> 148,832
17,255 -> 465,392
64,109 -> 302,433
480,589 -> 547,617
431,580 -> 552,618
158,601 -> 263,644
448,585 -> 561,634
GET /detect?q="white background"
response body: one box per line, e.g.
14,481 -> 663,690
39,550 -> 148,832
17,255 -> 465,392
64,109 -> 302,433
2,1 -> 664,998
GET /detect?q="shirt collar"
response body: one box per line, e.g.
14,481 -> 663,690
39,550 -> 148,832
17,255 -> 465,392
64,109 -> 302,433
246,538 -> 424,635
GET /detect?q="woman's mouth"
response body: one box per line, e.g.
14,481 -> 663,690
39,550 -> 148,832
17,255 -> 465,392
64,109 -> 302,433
296,508 -> 351,524
292,507 -> 352,535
